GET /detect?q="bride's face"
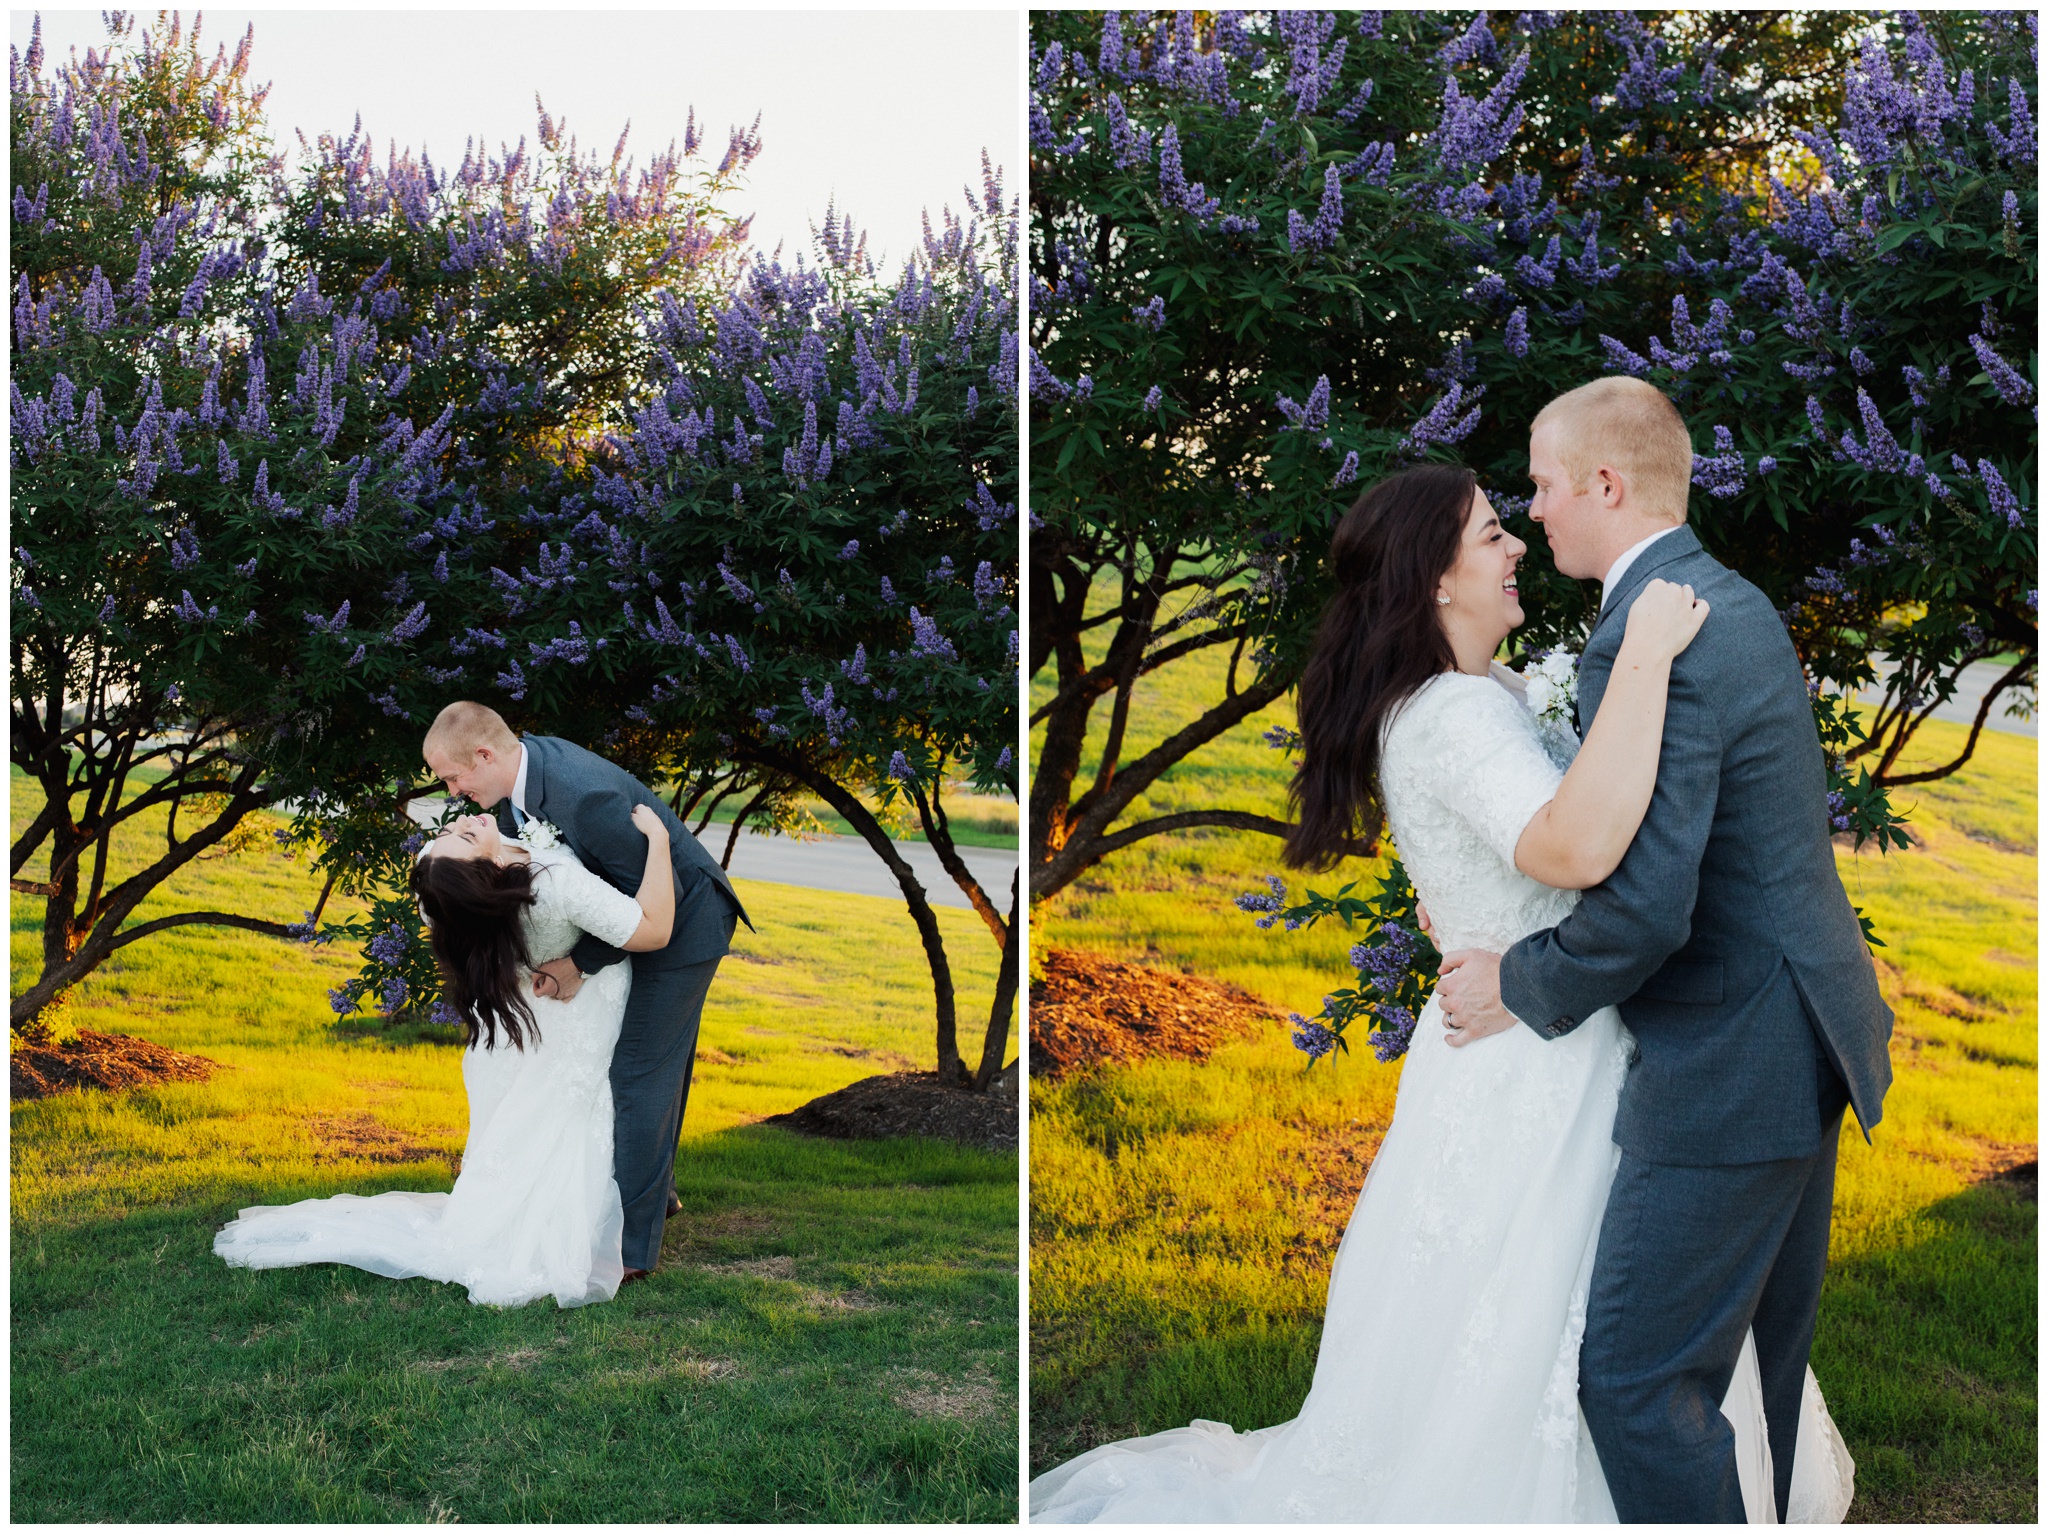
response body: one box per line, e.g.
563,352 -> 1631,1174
432,812 -> 504,863
1436,488 -> 1526,639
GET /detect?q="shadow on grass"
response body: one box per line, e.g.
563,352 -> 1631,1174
13,1123 -> 1018,1523
330,1011 -> 469,1050
1820,1174 -> 2037,1524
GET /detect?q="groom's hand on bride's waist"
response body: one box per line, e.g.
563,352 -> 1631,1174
532,957 -> 584,1001
1436,949 -> 1517,1048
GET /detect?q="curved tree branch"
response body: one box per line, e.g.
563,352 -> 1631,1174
1090,809 -> 1299,859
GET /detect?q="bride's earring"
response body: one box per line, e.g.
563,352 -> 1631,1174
1436,593 -> 1452,606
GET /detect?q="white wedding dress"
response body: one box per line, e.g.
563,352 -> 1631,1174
1031,666 -> 1856,1523
216,842 -> 642,1308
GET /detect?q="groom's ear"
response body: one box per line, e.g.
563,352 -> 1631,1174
1595,463 -> 1627,509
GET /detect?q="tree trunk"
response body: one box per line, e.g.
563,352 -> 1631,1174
10,760 -> 279,1033
1030,548 -> 1302,905
971,872 -> 1020,1090
737,748 -> 969,1088
909,777 -> 1006,943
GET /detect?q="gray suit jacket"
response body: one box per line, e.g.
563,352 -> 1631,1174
1498,525 -> 1893,1165
500,735 -> 750,974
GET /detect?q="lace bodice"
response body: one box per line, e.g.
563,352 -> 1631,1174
516,843 -> 644,966
1378,666 -> 1581,954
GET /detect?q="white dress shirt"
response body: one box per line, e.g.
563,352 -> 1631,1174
1600,524 -> 1683,611
508,740 -> 531,825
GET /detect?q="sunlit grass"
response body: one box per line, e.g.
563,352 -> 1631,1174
11,770 -> 1018,1521
1030,635 -> 2035,1522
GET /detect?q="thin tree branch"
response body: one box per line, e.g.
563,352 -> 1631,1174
720,781 -> 778,871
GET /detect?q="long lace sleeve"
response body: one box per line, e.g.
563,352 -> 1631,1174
539,858 -> 643,949
1417,673 -> 1565,868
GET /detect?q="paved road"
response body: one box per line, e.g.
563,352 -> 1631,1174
692,823 -> 1017,909
401,796 -> 1016,909
1852,654 -> 2035,739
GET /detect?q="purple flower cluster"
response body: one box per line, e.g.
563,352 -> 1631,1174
1967,332 -> 2033,407
1234,874 -> 1289,929
1368,1005 -> 1417,1063
1399,380 -> 1484,457
1279,11 -> 1348,118
1276,375 -> 1331,433
1157,124 -> 1222,224
1348,922 -> 1419,991
365,922 -> 409,966
907,607 -> 957,660
1976,460 -> 2024,528
1838,389 -> 1904,474
1691,425 -> 1747,499
1287,165 -> 1346,253
1428,48 -> 1529,182
1504,306 -> 1529,358
1290,1013 -> 1340,1062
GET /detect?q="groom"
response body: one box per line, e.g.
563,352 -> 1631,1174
1434,377 -> 1893,1521
421,702 -> 751,1282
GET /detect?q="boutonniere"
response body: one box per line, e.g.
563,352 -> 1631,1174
1523,648 -> 1580,726
520,818 -> 563,852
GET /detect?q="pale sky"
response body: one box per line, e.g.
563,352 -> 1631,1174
9,8 -> 1020,268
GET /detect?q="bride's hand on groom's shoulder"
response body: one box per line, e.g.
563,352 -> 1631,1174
1436,948 -> 1517,1048
1620,579 -> 1711,664
631,803 -> 669,845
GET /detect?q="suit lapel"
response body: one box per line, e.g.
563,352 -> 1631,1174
522,736 -> 550,824
1576,525 -> 1703,732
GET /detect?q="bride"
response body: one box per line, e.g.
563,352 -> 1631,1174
215,803 -> 674,1308
1030,464 -> 1854,1522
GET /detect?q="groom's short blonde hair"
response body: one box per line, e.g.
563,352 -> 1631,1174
423,701 -> 518,760
1532,376 -> 1693,522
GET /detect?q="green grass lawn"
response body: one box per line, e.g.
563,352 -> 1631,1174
1030,638 -> 2036,1523
12,771 -> 1019,1522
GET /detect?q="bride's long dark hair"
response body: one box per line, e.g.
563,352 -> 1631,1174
1283,463 -> 1478,872
411,854 -> 541,1050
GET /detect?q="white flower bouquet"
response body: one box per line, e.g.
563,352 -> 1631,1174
1523,649 -> 1580,728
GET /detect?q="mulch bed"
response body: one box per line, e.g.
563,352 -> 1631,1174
11,1028 -> 221,1102
1028,947 -> 1281,1078
767,1069 -> 1016,1153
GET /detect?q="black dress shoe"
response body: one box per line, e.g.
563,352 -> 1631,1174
666,1191 -> 682,1218
620,1267 -> 651,1286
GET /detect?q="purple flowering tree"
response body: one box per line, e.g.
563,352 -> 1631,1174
410,179 -> 1024,1090
7,13 -> 759,1033
1031,11 -> 2031,1063
7,13 -> 422,1032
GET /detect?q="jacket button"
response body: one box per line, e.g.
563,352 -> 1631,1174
1550,1017 -> 1574,1036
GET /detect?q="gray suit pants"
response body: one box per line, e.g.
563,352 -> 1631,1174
1580,1051 -> 1851,1521
611,946 -> 727,1271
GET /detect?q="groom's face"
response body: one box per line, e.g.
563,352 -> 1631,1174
424,742 -> 516,808
1527,421 -> 1610,581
